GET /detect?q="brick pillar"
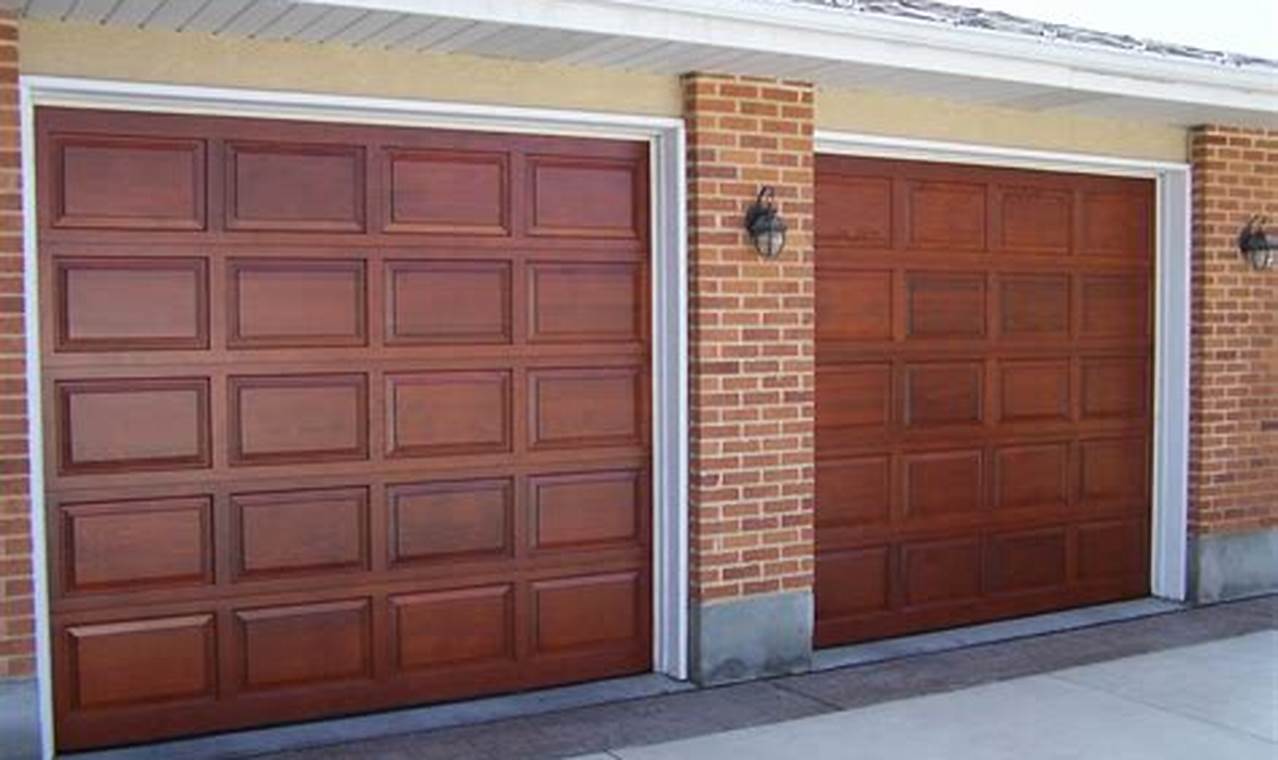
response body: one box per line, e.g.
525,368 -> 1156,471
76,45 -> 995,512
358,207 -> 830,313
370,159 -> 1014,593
1187,126 -> 1278,602
0,10 -> 30,679
683,73 -> 815,682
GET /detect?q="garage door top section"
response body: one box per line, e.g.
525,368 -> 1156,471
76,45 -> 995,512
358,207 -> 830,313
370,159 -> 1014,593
38,107 -> 652,750
814,154 -> 1153,646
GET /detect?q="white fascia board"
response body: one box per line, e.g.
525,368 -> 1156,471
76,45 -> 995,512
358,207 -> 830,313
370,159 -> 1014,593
294,0 -> 1278,114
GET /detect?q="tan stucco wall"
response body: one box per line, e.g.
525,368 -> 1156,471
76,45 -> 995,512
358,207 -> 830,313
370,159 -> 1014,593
22,19 -> 1188,162
816,87 -> 1188,162
19,20 -> 683,117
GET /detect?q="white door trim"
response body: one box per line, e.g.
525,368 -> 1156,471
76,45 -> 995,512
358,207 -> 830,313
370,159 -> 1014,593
813,129 -> 1191,602
19,74 -> 690,758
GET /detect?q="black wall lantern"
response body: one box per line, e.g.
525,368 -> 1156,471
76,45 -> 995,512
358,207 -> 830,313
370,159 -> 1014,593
1239,215 -> 1276,271
745,186 -> 787,259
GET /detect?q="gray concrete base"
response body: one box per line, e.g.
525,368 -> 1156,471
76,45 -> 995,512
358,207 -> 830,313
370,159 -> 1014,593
0,678 -> 39,760
691,590 -> 813,685
1189,527 -> 1278,603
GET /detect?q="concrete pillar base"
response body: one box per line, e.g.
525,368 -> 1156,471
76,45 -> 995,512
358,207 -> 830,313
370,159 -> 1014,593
690,590 -> 813,685
1189,527 -> 1278,603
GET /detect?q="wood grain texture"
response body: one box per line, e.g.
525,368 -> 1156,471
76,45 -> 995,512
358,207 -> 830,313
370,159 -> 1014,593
37,107 -> 652,751
815,155 -> 1152,646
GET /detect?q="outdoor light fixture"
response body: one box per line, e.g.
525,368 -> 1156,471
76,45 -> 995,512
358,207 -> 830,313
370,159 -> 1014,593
745,186 -> 787,259
1239,215 -> 1276,271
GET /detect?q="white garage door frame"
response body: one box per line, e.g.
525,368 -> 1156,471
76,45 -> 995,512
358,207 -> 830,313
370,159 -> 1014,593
18,74 -> 690,758
814,129 -> 1192,605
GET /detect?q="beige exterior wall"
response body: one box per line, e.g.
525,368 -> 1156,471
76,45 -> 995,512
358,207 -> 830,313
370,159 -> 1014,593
817,88 -> 1188,162
18,20 -> 683,117
22,20 -> 1188,162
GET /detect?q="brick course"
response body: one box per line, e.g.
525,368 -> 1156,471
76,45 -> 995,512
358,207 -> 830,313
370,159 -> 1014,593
1189,126 -> 1278,536
0,9 -> 29,679
683,73 -> 816,602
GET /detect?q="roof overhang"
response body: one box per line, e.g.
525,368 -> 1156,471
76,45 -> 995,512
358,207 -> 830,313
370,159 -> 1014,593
19,0 -> 1278,127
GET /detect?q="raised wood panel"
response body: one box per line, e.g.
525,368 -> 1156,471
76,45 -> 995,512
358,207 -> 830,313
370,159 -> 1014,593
529,261 -> 642,343
902,538 -> 982,607
528,156 -> 639,238
390,585 -> 514,671
1081,357 -> 1149,420
906,180 -> 985,250
1079,191 -> 1150,257
532,572 -> 640,654
529,367 -> 642,450
1081,276 -> 1150,338
236,599 -> 372,690
998,186 -> 1070,252
229,374 -> 368,466
1000,274 -> 1069,337
531,469 -> 641,551
67,615 -> 215,709
58,378 -> 211,475
816,456 -> 890,528
55,257 -> 208,352
985,529 -> 1068,593
815,547 -> 890,618
904,362 -> 983,427
386,370 -> 512,458
816,270 -> 892,342
225,142 -> 365,232
999,360 -> 1070,422
1078,520 -> 1145,581
993,443 -> 1069,510
61,497 -> 211,594
815,175 -> 891,246
49,134 -> 206,230
388,478 -> 512,565
384,148 -> 508,235
907,273 -> 986,338
1080,437 -> 1147,504
385,260 -> 511,345
815,364 -> 892,440
904,450 -> 983,517
227,258 -> 366,348
233,488 -> 369,580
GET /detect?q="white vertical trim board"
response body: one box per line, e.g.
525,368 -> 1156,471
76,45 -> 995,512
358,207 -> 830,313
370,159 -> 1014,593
19,75 -> 691,756
814,130 -> 1192,602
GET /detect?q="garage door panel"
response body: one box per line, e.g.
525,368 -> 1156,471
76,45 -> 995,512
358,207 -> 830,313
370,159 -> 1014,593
58,377 -> 212,474
225,141 -> 366,233
385,259 -> 513,345
41,108 -> 652,749
388,478 -> 514,566
385,370 -> 513,459
231,487 -> 370,581
60,496 -> 213,595
383,148 -> 510,236
235,598 -> 373,691
227,258 -> 367,348
47,133 -> 207,231
816,155 -> 1151,646
998,273 -> 1070,337
229,373 -> 369,465
64,614 -> 217,710
55,257 -> 209,351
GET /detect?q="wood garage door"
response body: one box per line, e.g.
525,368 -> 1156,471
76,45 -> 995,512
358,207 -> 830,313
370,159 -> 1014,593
37,108 -> 652,750
814,155 -> 1152,647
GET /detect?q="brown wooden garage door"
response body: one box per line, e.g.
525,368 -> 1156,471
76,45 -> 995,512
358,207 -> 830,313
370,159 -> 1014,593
37,108 -> 652,750
814,155 -> 1152,647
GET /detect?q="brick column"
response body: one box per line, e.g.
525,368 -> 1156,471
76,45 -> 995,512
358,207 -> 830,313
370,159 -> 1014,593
0,10 -> 30,679
683,73 -> 815,682
1188,126 -> 1278,601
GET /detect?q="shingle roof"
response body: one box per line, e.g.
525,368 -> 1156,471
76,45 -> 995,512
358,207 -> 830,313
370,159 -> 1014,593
792,0 -> 1278,71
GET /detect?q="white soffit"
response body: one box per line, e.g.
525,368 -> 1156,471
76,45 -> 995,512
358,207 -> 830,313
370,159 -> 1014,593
19,0 -> 1278,127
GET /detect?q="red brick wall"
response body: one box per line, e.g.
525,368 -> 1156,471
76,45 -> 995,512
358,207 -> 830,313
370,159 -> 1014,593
0,10 -> 30,679
683,73 -> 816,602
1189,126 -> 1278,536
